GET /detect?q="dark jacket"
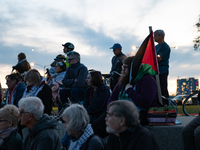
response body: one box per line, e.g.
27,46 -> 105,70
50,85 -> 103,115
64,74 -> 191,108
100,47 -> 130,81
23,114 -> 63,150
84,84 -> 110,122
0,128 -> 23,150
80,135 -> 105,150
106,125 -> 158,150
37,84 -> 52,115
62,62 -> 88,88
110,52 -> 126,90
5,82 -> 26,107
12,59 -> 31,74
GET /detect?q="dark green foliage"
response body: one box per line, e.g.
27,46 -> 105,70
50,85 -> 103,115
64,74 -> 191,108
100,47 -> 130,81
194,16 -> 200,50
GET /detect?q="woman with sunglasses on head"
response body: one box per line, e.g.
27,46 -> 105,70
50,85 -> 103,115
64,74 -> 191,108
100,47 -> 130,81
48,61 -> 66,107
0,105 -> 23,150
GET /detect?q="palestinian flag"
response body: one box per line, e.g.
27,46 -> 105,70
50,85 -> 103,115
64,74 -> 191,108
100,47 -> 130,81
129,31 -> 159,84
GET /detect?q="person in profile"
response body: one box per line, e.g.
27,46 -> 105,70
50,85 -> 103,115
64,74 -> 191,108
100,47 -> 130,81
5,73 -> 25,107
105,100 -> 158,150
154,30 -> 171,98
12,52 -> 31,76
18,97 -> 63,150
109,43 -> 126,91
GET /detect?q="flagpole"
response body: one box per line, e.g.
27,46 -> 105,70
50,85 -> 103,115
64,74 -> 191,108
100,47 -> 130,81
149,26 -> 163,105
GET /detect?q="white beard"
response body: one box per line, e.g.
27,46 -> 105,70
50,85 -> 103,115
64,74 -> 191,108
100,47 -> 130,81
106,125 -> 118,134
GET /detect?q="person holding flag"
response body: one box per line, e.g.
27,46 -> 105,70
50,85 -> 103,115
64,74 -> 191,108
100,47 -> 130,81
107,31 -> 161,125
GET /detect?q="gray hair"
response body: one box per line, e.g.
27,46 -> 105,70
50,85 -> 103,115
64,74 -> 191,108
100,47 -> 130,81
62,104 -> 89,132
0,105 -> 20,127
108,100 -> 139,126
67,51 -> 80,61
154,30 -> 165,37
18,97 -> 44,120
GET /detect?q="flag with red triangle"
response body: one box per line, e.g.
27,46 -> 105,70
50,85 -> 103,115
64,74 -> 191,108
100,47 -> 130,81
129,31 -> 159,84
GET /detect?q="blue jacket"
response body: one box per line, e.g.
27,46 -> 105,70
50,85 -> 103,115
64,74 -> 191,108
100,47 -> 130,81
62,62 -> 88,88
6,82 -> 26,107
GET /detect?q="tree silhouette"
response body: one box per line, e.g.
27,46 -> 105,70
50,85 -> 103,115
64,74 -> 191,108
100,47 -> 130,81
194,16 -> 200,50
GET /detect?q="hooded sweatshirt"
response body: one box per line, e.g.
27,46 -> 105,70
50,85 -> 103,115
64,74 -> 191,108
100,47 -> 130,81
23,114 -> 63,150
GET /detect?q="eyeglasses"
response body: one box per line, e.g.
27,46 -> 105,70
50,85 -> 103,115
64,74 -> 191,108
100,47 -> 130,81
19,110 -> 30,116
67,58 -> 76,62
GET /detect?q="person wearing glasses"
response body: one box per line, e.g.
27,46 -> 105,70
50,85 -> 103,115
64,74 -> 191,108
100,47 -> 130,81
18,97 -> 63,150
60,51 -> 88,105
105,100 -> 158,150
0,105 -> 23,150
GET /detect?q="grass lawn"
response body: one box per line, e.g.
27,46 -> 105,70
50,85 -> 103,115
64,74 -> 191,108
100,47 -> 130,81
178,105 -> 200,116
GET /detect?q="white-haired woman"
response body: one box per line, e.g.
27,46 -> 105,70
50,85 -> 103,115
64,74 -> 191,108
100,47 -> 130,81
0,105 -> 23,150
62,104 -> 105,150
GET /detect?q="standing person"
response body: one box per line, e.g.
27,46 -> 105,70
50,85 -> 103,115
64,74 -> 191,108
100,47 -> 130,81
60,51 -> 88,105
62,42 -> 75,67
5,73 -> 25,107
109,43 -> 127,91
12,53 -> 31,76
18,97 -> 63,150
22,69 -> 52,115
105,100 -> 158,150
154,30 -> 171,98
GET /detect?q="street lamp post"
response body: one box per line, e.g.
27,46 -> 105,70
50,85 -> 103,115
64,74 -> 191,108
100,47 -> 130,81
30,63 -> 49,77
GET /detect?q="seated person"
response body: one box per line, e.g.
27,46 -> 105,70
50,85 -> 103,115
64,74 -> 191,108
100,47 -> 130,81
108,56 -> 160,125
60,51 -> 88,104
0,105 -> 23,150
48,61 -> 66,107
83,71 -> 110,123
22,69 -> 52,115
18,97 -> 63,150
12,52 -> 31,76
106,100 -> 158,150
182,115 -> 200,150
48,54 -> 66,77
62,104 -> 105,150
5,73 -> 25,107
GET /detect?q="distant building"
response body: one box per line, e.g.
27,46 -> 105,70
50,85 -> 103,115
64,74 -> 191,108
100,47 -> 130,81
177,78 -> 199,95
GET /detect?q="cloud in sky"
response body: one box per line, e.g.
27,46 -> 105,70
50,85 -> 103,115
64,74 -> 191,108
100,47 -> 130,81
0,0 -> 200,95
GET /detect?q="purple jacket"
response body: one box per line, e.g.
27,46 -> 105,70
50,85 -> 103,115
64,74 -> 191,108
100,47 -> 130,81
108,74 -> 160,110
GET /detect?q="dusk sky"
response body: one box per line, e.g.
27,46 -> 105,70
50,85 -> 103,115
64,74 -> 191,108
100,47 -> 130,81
0,0 -> 200,95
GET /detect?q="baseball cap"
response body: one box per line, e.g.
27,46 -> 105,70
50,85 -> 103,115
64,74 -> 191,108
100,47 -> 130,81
62,42 -> 75,50
54,54 -> 66,60
110,43 -> 122,49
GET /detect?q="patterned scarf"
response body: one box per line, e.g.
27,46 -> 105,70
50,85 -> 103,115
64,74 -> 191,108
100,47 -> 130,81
22,77 -> 46,97
68,124 -> 94,150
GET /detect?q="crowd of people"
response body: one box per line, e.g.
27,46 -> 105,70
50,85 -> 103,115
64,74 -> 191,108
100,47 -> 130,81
0,29 -> 198,150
